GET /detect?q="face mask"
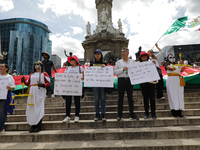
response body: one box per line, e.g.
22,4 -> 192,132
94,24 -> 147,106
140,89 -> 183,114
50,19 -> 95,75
168,55 -> 175,63
35,65 -> 40,69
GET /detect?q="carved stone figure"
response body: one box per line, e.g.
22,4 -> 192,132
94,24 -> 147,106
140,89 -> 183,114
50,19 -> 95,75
118,19 -> 122,33
86,21 -> 91,36
99,8 -> 108,25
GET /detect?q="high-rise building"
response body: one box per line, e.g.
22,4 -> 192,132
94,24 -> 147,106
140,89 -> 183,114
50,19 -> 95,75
0,18 -> 52,75
51,54 -> 61,69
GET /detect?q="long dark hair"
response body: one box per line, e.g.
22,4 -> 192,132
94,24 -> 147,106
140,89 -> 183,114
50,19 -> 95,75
94,53 -> 104,63
32,60 -> 44,73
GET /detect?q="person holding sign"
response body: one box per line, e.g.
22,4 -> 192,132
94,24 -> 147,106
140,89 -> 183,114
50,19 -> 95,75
0,64 -> 15,132
139,51 -> 157,119
165,54 -> 185,118
90,49 -> 107,122
63,55 -> 84,123
21,61 -> 50,133
148,43 -> 164,100
114,48 -> 139,121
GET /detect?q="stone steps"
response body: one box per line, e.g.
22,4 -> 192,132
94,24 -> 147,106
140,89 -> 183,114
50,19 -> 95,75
5,116 -> 200,131
1,88 -> 200,149
1,139 -> 200,150
11,102 -> 200,115
1,126 -> 200,143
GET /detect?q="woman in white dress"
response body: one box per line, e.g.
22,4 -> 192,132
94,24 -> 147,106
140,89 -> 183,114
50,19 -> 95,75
165,54 -> 185,118
21,61 -> 50,132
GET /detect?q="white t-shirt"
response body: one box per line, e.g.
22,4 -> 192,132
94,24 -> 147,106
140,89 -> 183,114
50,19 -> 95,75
64,66 -> 84,74
0,74 -> 15,100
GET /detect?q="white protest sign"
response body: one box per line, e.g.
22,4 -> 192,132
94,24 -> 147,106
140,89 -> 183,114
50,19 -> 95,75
128,61 -> 160,85
54,73 -> 82,96
0,77 -> 9,99
84,66 -> 114,87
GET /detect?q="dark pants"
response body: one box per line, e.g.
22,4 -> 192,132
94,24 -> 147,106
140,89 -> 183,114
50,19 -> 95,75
156,70 -> 164,98
118,78 -> 134,118
0,100 -> 7,130
31,118 -> 42,130
65,96 -> 80,117
140,83 -> 156,115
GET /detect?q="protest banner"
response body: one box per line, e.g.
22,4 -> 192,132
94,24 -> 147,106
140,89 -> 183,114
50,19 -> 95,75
54,73 -> 82,96
0,78 -> 8,99
128,61 -> 160,85
84,66 -> 113,87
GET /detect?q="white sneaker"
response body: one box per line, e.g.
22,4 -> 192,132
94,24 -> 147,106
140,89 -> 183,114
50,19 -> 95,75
51,94 -> 55,98
0,129 -> 5,133
63,116 -> 70,123
161,97 -> 165,100
74,116 -> 79,123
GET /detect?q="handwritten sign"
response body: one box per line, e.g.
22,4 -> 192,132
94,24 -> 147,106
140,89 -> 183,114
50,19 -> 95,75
54,73 -> 82,96
84,66 -> 114,87
128,61 -> 160,85
0,78 -> 9,99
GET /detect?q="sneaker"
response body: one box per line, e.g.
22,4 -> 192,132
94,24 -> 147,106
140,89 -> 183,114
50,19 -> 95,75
152,115 -> 157,119
63,116 -> 70,122
161,97 -> 165,100
51,94 -> 55,98
144,115 -> 149,119
94,114 -> 100,121
74,116 -> 79,123
117,116 -> 123,121
102,114 -> 106,122
0,129 -> 5,132
130,114 -> 139,120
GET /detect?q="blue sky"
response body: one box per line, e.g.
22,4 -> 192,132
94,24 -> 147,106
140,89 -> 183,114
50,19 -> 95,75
0,0 -> 200,64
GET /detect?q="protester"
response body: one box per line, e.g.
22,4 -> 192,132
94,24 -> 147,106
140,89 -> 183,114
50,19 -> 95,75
21,61 -> 50,132
12,70 -> 19,76
0,64 -> 15,132
165,54 -> 185,118
139,51 -> 157,119
114,47 -> 139,121
90,49 -> 107,122
84,59 -> 90,66
193,62 -> 199,69
63,55 -> 84,123
148,43 -> 165,100
41,52 -> 57,98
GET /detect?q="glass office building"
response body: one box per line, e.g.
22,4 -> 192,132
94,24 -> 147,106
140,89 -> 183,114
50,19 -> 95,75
0,18 -> 52,75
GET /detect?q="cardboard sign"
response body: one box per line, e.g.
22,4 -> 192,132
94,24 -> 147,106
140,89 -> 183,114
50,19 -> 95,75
84,66 -> 114,87
54,73 -> 82,96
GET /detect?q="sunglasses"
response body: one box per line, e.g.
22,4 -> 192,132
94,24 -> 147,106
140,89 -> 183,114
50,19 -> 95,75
141,55 -> 147,57
70,58 -> 75,61
150,51 -> 154,53
169,57 -> 175,59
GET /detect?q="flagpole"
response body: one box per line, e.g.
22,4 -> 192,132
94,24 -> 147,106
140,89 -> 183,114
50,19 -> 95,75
151,34 -> 164,50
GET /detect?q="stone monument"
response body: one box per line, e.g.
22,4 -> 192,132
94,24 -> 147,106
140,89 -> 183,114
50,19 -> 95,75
82,0 -> 129,62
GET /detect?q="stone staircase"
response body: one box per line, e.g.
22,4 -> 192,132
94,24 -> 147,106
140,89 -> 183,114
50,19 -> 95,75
1,87 -> 200,150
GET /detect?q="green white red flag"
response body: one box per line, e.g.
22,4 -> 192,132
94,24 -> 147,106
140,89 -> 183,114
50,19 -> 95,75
164,16 -> 200,35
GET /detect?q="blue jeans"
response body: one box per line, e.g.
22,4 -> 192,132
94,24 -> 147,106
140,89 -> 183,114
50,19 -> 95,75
47,75 -> 54,95
92,87 -> 106,114
0,100 -> 7,130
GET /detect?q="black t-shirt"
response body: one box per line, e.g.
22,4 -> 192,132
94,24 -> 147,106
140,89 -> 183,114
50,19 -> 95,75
90,60 -> 107,66
42,60 -> 54,76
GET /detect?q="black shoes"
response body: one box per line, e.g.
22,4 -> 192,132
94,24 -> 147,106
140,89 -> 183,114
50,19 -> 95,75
144,115 -> 149,119
29,125 -> 41,133
130,114 -> 139,120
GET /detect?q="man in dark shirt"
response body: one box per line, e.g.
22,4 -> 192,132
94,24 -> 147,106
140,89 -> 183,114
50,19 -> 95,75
42,52 -> 57,98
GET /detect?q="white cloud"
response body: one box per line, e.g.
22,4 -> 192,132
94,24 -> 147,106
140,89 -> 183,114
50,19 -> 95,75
50,33 -> 84,64
37,0 -> 96,23
0,0 -> 14,12
70,26 -> 83,35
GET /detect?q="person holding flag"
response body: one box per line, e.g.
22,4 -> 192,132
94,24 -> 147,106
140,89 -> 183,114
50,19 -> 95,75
21,60 -> 50,133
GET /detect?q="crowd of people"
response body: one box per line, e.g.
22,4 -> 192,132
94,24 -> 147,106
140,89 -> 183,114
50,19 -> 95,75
0,44 -> 196,133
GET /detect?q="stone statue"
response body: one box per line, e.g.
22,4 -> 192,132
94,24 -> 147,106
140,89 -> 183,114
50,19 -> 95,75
118,19 -> 122,33
135,46 -> 142,60
107,18 -> 115,34
99,8 -> 108,25
86,21 -> 91,36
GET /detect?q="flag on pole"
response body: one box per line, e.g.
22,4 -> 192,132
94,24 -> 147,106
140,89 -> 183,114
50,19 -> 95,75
164,16 -> 200,35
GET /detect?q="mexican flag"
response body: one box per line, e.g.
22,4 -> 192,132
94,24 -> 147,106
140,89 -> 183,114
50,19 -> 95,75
164,16 -> 200,35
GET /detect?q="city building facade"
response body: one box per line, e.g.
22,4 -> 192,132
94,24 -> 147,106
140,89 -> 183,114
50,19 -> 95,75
0,18 -> 52,75
51,54 -> 61,69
